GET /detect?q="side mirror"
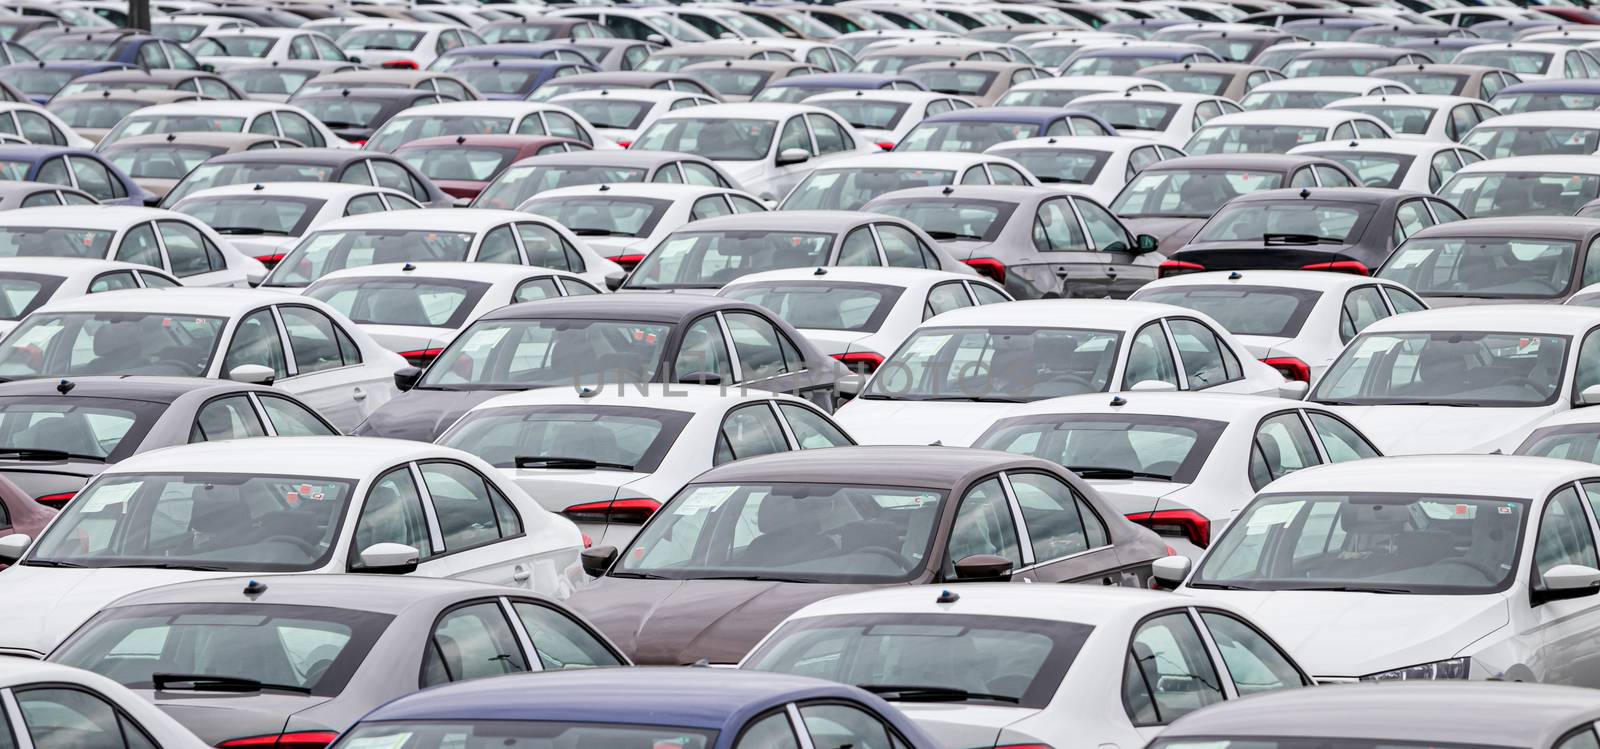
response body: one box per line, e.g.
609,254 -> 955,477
200,63 -> 214,73
451,197 -> 472,208
646,33 -> 667,44
605,271 -> 626,291
393,366 -> 423,392
349,55 -> 362,64
582,545 -> 618,577
1129,379 -> 1179,392
776,147 -> 811,166
678,371 -> 723,385
1580,384 -> 1600,406
1278,380 -> 1310,399
1135,234 -> 1159,253
354,542 -> 419,574
1152,554 -> 1192,590
952,553 -> 1013,581
227,364 -> 275,385
0,533 -> 30,565
1534,563 -> 1600,604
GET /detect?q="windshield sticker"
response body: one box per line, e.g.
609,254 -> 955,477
674,485 -> 738,515
78,482 -> 139,513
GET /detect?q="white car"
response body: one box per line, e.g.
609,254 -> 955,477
171,182 -> 424,269
0,660 -> 209,748
1516,405 -> 1600,462
190,27 -> 351,72
1459,111 -> 1600,159
833,299 -> 1294,447
1309,305 -> 1600,454
259,209 -> 625,292
970,391 -> 1383,557
995,75 -> 1171,108
778,151 -> 1038,211
986,135 -> 1183,204
338,22 -> 485,70
1455,41 -> 1600,81
801,90 -> 975,151
549,88 -> 719,147
0,205 -> 266,287
1327,94 -> 1500,143
1289,138 -> 1485,192
362,101 -> 618,153
630,102 -> 878,202
718,266 -> 1013,374
1132,270 -> 1429,384
0,257 -> 180,338
0,436 -> 585,657
1164,454 -> 1600,684
520,182 -> 766,264
1439,155 -> 1600,217
94,100 -> 350,151
152,13 -> 256,44
741,584 -> 1311,749
437,383 -> 856,548
1184,109 -> 1395,155
0,102 -> 93,149
305,261 -> 604,366
1070,91 -> 1242,149
1240,76 -> 1415,110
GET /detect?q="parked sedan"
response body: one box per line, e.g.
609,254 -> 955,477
471,150 -> 739,209
172,182 -> 422,270
521,182 -> 767,268
1184,109 -> 1395,155
572,445 -> 1167,664
779,151 -> 1037,211
0,205 -> 266,287
45,89 -> 203,144
1070,91 -> 1241,149
1370,62 -> 1523,100
99,132 -> 302,203
289,87 -> 463,146
158,147 -> 451,209
95,100 -> 348,152
1439,155 -> 1600,217
0,661 -> 208,748
48,575 -> 627,748
394,135 -> 588,205
52,67 -> 245,100
1289,139 -> 1484,192
804,90 -> 977,150
893,107 -> 1118,153
1460,111 -> 1600,159
1377,218 -> 1600,306
0,436 -> 585,658
361,101 -> 615,154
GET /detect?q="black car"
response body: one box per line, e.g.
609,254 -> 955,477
1163,187 -> 1468,277
355,294 -> 851,441
1376,217 -> 1600,306
158,147 -> 453,208
290,87 -> 462,145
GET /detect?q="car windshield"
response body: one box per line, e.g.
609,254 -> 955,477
473,164 -> 649,209
438,404 -> 693,472
11,69 -> 76,98
1314,331 -> 1568,406
0,311 -> 225,380
366,115 -> 515,153
306,277 -> 489,329
1338,105 -> 1434,136
721,281 -> 902,333
164,163 -> 336,206
867,198 -> 1014,242
482,25 -> 557,44
1064,55 -> 1176,76
0,395 -> 164,461
175,196 -> 324,237
296,98 -> 386,130
49,100 -> 147,130
338,722 -> 714,749
397,147 -> 518,183
1241,91 -> 1355,109
999,148 -> 1108,185
781,168 -> 955,211
855,55 -> 949,75
201,35 -> 276,57
896,121 -> 1041,152
1192,492 -> 1528,594
1145,72 -> 1230,96
1493,92 -> 1600,113
626,230 -> 836,289
52,601 -> 390,697
455,68 -> 539,96
1463,126 -> 1600,159
1386,72 -> 1466,96
1112,169 -> 1285,217
744,613 -> 1092,708
1379,237 -> 1579,300
904,69 -> 995,96
1456,48 -> 1551,74
996,87 -> 1107,107
618,482 -> 946,583
1135,285 -> 1322,338
864,326 -> 1121,401
557,98 -> 651,130
1311,152 -> 1412,189
632,117 -> 777,161
0,227 -> 114,260
1187,124 -> 1327,155
264,229 -> 477,287
341,29 -> 423,51
1073,100 -> 1178,130
520,196 -> 671,238
975,414 -> 1225,482
1440,171 -> 1600,217
103,115 -> 249,146
691,69 -> 773,97
37,38 -> 117,61
25,472 -> 356,571
1195,202 -> 1368,244
1282,57 -> 1389,77
103,144 -> 225,180
813,99 -> 910,131
152,22 -> 205,43
420,319 -> 672,389
224,68 -> 316,97
0,272 -> 64,322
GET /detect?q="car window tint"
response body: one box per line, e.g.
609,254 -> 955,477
837,227 -> 881,266
808,113 -> 850,154
1557,730 -> 1600,749
355,466 -> 432,561
779,403 -> 851,449
925,282 -> 971,321
1008,471 -> 1107,561
725,311 -> 795,379
89,271 -> 137,293
1536,486 -> 1600,586
222,309 -> 288,380
19,191 -> 58,208
1308,411 -> 1379,462
560,277 -> 600,296
876,224 -> 934,268
159,221 -> 218,277
969,282 -> 1009,305
16,112 -> 63,146
511,601 -> 623,670
1250,413 -> 1321,491
189,394 -> 266,442
691,195 -> 733,222
1033,198 -> 1086,251
69,157 -> 122,200
1124,322 -> 1178,389
279,306 -> 347,374
1340,286 -> 1388,344
258,394 -> 335,436
1166,319 -> 1231,389
1122,612 -> 1224,726
15,687 -> 151,749
1199,612 -> 1306,696
421,462 -> 506,551
737,712 -> 801,749
516,223 -> 579,271
421,602 -> 528,687
1076,198 -> 1132,252
949,477 -> 1022,568
475,225 -> 521,265
345,195 -> 386,216
513,277 -> 561,303
799,703 -> 901,749
716,403 -> 789,465
116,223 -> 161,267
675,315 -> 733,385
681,162 -> 727,186
138,272 -> 179,289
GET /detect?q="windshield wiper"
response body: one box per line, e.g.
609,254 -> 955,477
0,448 -> 102,462
1186,582 -> 1259,591
316,121 -> 366,129
1262,232 -> 1342,245
696,574 -> 813,583
103,562 -> 229,571
22,559 -> 84,568
514,456 -> 635,470
570,228 -> 630,237
859,684 -> 1022,704
1380,401 -> 1479,407
1034,176 -> 1084,184
152,673 -> 312,695
606,571 -> 673,580
213,227 -> 290,236
1067,466 -> 1172,480
919,395 -> 1025,403
923,230 -> 985,241
1277,584 -> 1410,594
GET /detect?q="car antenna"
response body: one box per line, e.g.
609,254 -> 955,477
1228,271 -> 1242,280
936,589 -> 960,603
243,579 -> 268,598
1110,395 -> 1127,406
813,266 -> 826,275
55,379 -> 73,395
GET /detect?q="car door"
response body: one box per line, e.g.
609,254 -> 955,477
1121,609 -> 1228,743
219,307 -> 288,381
274,303 -> 371,429
1034,196 -> 1105,297
728,310 -> 828,405
796,701 -> 917,749
1072,195 -> 1149,296
415,460 -> 536,587
155,220 -> 233,287
418,597 -> 532,688
11,684 -> 164,749
349,463 -> 441,573
1528,483 -> 1600,687
1003,470 -> 1122,584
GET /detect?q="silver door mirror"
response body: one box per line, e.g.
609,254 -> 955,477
227,364 -> 275,385
0,533 -> 29,565
776,147 -> 810,166
1152,554 -> 1192,589
1580,384 -> 1600,406
356,542 -> 420,574
1544,563 -> 1600,591
1129,379 -> 1179,392
1278,380 -> 1310,399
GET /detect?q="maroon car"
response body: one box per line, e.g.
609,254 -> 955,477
392,134 -> 591,203
0,474 -> 52,568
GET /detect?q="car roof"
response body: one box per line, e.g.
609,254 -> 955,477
690,445 -> 1058,489
121,100 -> 286,117
528,182 -> 731,202
481,293 -> 750,323
0,205 -> 184,229
1225,186 -> 1422,205
1364,303 -> 1600,336
917,298 -> 1177,329
0,375 -> 265,403
1328,93 -> 1480,109
668,209 -> 871,232
1498,79 -> 1600,94
723,265 -> 980,290
1073,91 -> 1220,106
1457,154 -> 1600,175
1291,138 -> 1465,157
39,287 -> 297,316
1139,61 -> 1272,75
1143,268 -> 1390,292
311,208 -> 530,233
766,73 -> 917,88
1146,153 -> 1340,171
1408,216 -> 1600,241
204,147 -> 366,166
1264,454 -> 1600,497
177,181 -> 403,201
654,102 -> 832,121
289,87 -> 443,103
101,435 -> 468,479
788,582 -> 1209,625
1250,77 -> 1395,93
505,149 -> 700,168
466,383 -> 796,414
314,261 -> 577,286
802,151 -> 1012,169
396,134 -> 581,151
102,573 -> 544,614
1203,108 -> 1382,125
988,135 -> 1148,155
802,89 -> 961,104
549,89 -> 699,104
990,391 -> 1312,423
0,144 -> 88,161
919,107 -> 1094,126
103,132 -> 291,149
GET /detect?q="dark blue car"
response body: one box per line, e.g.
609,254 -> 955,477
450,59 -> 599,101
0,144 -> 152,205
753,72 -> 927,103
331,669 -> 939,749
0,61 -> 133,105
34,30 -> 203,74
894,106 -> 1118,151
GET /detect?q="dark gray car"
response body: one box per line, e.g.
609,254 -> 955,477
570,445 -> 1170,665
158,148 -> 453,208
471,149 -> 740,209
1377,217 -> 1600,306
47,575 -> 627,748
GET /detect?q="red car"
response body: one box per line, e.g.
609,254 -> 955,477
393,134 -> 591,203
0,474 -> 53,568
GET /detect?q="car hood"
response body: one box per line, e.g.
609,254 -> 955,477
1198,589 -> 1508,679
354,388 -> 504,441
567,577 -> 875,665
0,566 -> 238,657
1331,404 -> 1552,455
891,704 -> 1037,749
143,691 -> 333,746
1122,216 -> 1206,253
833,399 -> 1007,447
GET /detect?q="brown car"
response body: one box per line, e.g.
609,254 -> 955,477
96,132 -> 302,201
1368,62 -> 1524,100
681,59 -> 828,102
569,445 -> 1169,665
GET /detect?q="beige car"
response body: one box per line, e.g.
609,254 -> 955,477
96,132 -> 302,202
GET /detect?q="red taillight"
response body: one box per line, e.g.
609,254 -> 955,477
615,139 -> 632,148
399,348 -> 443,367
1125,509 -> 1210,548
34,492 -> 74,509
608,253 -> 646,271
831,351 -> 884,374
350,139 -> 367,147
963,257 -> 1006,284
562,498 -> 660,525
1262,356 -> 1311,383
217,732 -> 339,749
581,532 -> 593,549
381,60 -> 418,69
1158,259 -> 1205,277
876,141 -> 895,150
1300,260 -> 1369,275
254,253 -> 286,269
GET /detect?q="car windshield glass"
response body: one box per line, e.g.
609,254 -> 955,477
1195,202 -> 1369,243
297,98 -> 386,129
0,395 -> 164,461
520,196 -> 671,238
999,148 -> 1107,185
867,198 -> 1013,242
0,161 -> 26,181
306,277 -> 489,329
225,68 -> 315,96
11,69 -> 76,97
1282,56 -> 1388,76
1463,126 -> 1600,159
559,98 -> 651,130
265,229 -> 476,287
855,55 -> 947,75
1315,330 -> 1568,406
897,121 -> 1040,152
782,168 -> 954,211
1456,48 -> 1551,74
721,281 -> 902,333
58,80 -> 167,97
367,115 -> 514,153
1112,169 -> 1285,217
905,69 -> 995,96
106,115 -> 248,145
1073,100 -> 1178,130
104,144 -> 225,180
37,39 -> 116,61
633,117 -> 777,161
1493,92 -> 1600,113
691,69 -> 773,97
1136,285 -> 1321,337
438,404 -> 692,472
165,163 -> 336,205
1338,104 -> 1434,135
627,230 -> 836,289
202,35 -> 276,57
1193,492 -> 1528,594
1145,71 -> 1230,95
1440,171 -> 1600,217
1380,237 -> 1579,299
474,164 -> 648,209
26,472 -> 356,571
619,482 -> 946,583
153,22 -> 204,43
397,147 -> 517,183
865,326 -> 1121,401
1312,152 -> 1412,189
1064,55 -> 1175,76
996,87 -> 1101,107
50,100 -> 146,130
339,722 -> 714,749
813,100 -> 910,130
482,25 -> 556,44
0,272 -> 64,322
455,68 -> 538,96
0,227 -> 114,260
341,29 -> 423,51
175,196 -> 324,237
975,413 -> 1224,483
1240,91 -> 1353,109
1187,124 -> 1327,154
744,613 -> 1092,709
1387,72 -> 1465,96
420,319 -> 672,389
0,311 -> 225,380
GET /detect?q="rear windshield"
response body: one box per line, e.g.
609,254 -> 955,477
1134,284 -> 1322,338
438,404 -> 694,472
1195,201 -> 1371,244
974,413 -> 1226,483
626,230 -> 836,289
0,272 -> 65,321
866,198 -> 1015,242
721,281 -> 903,333
998,148 -> 1109,185
0,395 -> 165,461
306,277 -> 491,329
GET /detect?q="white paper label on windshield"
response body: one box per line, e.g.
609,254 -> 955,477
1244,501 -> 1303,534
901,334 -> 951,359
673,485 -> 738,515
342,735 -> 413,749
79,482 -> 139,513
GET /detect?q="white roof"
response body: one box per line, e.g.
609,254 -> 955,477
1364,304 -> 1600,336
38,287 -> 299,316
549,89 -> 702,105
1461,41 -> 1573,55
1472,110 -> 1600,128
463,383 -> 794,414
526,182 -> 732,203
1290,138 -> 1471,157
1140,268 -> 1396,293
0,257 -> 168,279
653,102 -> 834,121
103,436 -> 473,479
993,391 -> 1300,423
1072,91 -> 1221,107
345,21 -> 457,33
1006,75 -> 1167,92
807,151 -> 1017,170
120,100 -> 289,118
1328,94 -> 1486,111
201,27 -> 306,39
987,134 -> 1153,156
1250,76 -> 1405,94
0,205 -> 185,230
785,582 -> 1195,626
804,90 -> 965,106
920,299 -> 1177,329
0,659 -> 126,690
308,208 -> 531,233
1457,154 -> 1600,176
1201,108 -> 1384,126
385,101 -> 563,119
723,265 -> 985,291
176,182 -> 410,202
1263,454 -> 1600,498
314,261 -> 582,286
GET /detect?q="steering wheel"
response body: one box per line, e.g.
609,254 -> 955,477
852,545 -> 912,571
1435,557 -> 1499,581
260,535 -> 318,556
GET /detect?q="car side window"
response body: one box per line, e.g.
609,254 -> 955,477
1122,612 -> 1225,726
371,159 -> 420,198
1384,286 -> 1427,314
511,601 -> 623,670
961,167 -> 990,185
1008,472 -> 1108,561
877,224 -> 935,269
1288,167 -> 1316,188
222,309 -> 288,380
969,282 -> 1009,305
1536,486 -> 1600,587
1340,286 -> 1388,344
778,403 -> 851,449
1166,319 -> 1231,389
1075,198 -> 1132,253
277,111 -> 324,147
420,602 -> 528,687
808,113 -> 850,154
1033,198 -> 1086,252
279,306 -> 348,374
691,195 -> 733,222
517,223 -> 579,271
15,112 -> 64,146
837,226 -> 881,266
476,225 -> 522,265
258,394 -> 336,436
545,112 -> 590,145
715,403 -> 789,466
798,703 -> 905,749
675,315 -> 734,384
1199,612 -> 1308,696
355,466 -> 433,562
1124,322 -> 1179,390
19,190 -> 58,208
1314,165 -> 1353,187
1069,116 -> 1107,136
725,311 -> 795,379
925,282 -> 972,321
345,194 -> 387,216
116,223 -> 166,268
778,115 -> 813,158
948,477 -> 1022,569
159,221 -> 219,277
1308,411 -> 1380,462
1249,413 -> 1322,491
338,162 -> 374,185
69,157 -> 122,200
14,687 -> 157,749
89,271 -> 137,293
1556,728 -> 1600,749
420,462 -> 508,552
512,277 -> 561,303
189,395 -> 266,442
1394,201 -> 1432,244
736,712 -> 802,749
988,164 -> 1028,186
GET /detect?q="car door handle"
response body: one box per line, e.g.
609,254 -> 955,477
512,565 -> 530,582
352,386 -> 366,401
